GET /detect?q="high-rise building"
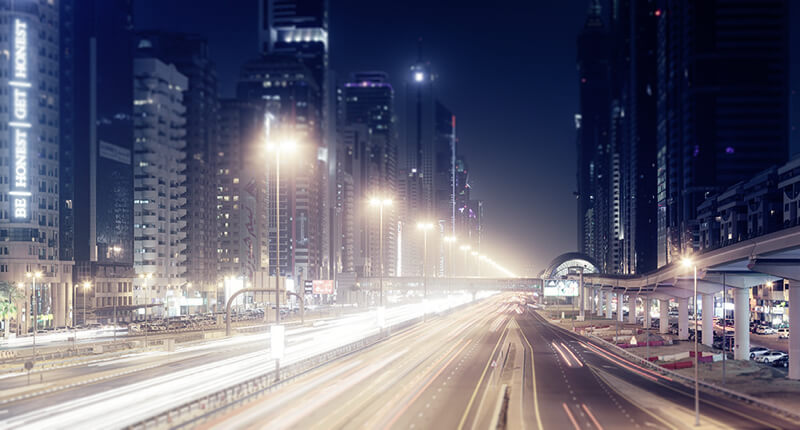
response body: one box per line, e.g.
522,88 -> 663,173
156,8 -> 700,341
576,1 -> 612,273
2,0 -> 70,330
132,58 -> 188,317
216,100 -> 268,289
134,32 -> 220,310
237,54 -> 325,283
341,72 -> 398,277
656,0 -> 789,266
61,0 -> 136,324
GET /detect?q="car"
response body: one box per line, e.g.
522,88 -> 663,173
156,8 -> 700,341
773,356 -> 789,368
749,347 -> 769,359
755,350 -> 787,363
755,326 -> 776,335
777,328 -> 790,339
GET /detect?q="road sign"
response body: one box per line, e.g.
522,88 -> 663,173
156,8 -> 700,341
312,280 -> 334,295
24,360 -> 33,371
304,280 -> 313,295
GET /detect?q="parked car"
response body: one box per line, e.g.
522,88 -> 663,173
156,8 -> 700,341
755,326 -> 776,335
777,328 -> 790,339
755,350 -> 787,363
773,356 -> 789,368
749,347 -> 770,359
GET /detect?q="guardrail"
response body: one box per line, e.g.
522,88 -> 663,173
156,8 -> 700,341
126,315 -> 423,430
586,333 -> 800,424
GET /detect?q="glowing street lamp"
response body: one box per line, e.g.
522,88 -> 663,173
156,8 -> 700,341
681,256 -> 700,426
417,222 -> 434,299
369,197 -> 392,308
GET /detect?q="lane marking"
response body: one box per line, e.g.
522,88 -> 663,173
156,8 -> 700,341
383,340 -> 472,430
456,323 -> 509,430
582,403 -> 603,430
562,402 -> 580,430
518,319 -> 544,430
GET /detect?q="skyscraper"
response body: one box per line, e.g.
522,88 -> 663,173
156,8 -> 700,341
62,0 -> 136,324
2,0 -> 70,329
237,54 -> 325,283
132,57 -> 188,316
656,0 -> 790,266
134,32 -> 220,309
341,72 -> 398,277
216,100 -> 268,288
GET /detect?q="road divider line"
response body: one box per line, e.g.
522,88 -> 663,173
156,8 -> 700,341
581,403 -> 602,430
562,402 -> 580,430
457,322 -> 509,430
518,319 -> 544,430
562,343 -> 583,367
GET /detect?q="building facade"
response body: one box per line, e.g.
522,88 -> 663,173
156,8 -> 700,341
132,57 -> 188,317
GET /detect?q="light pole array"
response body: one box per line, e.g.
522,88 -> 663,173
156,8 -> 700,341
681,256 -> 700,427
370,197 -> 392,308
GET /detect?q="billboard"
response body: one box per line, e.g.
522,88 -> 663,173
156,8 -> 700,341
543,279 -> 579,297
312,280 -> 334,295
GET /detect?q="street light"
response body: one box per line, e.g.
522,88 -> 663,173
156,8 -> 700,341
460,245 -> 471,276
25,271 -> 42,358
266,127 -> 297,326
139,272 -> 153,347
417,222 -> 434,299
682,256 -> 700,426
82,281 -> 92,328
369,197 -> 392,308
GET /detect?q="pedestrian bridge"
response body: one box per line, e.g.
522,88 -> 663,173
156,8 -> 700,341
351,276 -> 541,292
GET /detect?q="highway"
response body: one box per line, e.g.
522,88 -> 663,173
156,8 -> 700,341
0,295 -> 483,429
202,294 -> 514,430
204,295 -> 800,430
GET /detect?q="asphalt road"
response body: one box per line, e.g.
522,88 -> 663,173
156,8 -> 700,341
202,295 -> 515,430
521,309 -> 800,429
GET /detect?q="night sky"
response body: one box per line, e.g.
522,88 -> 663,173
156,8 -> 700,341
136,0 -> 590,275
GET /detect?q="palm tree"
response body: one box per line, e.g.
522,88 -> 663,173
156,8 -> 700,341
0,282 -> 23,338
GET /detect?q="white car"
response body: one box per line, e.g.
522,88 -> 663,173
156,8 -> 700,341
755,326 -> 776,335
755,350 -> 787,363
749,347 -> 770,359
777,328 -> 789,339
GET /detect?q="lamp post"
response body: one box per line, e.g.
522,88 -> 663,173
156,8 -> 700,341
460,245 -> 471,277
139,272 -> 152,347
81,281 -> 92,328
682,257 -> 700,426
266,130 -> 296,326
370,197 -> 392,308
417,222 -> 434,299
25,271 -> 42,358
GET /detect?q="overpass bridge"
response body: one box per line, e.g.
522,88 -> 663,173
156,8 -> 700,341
567,224 -> 800,378
347,276 -> 541,292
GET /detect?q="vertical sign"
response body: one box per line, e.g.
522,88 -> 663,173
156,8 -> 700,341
10,18 -> 31,221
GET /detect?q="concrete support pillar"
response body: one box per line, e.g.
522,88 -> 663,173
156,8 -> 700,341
644,298 -> 651,328
597,291 -> 604,316
678,297 -> 689,340
605,291 -> 612,319
589,289 -> 596,315
734,287 -> 750,361
789,282 -> 800,379
628,296 -> 637,324
579,286 -> 586,319
67,283 -> 74,327
616,293 -> 624,322
702,294 -> 714,347
659,299 -> 669,334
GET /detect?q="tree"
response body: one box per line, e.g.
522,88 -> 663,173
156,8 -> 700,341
0,282 -> 23,338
